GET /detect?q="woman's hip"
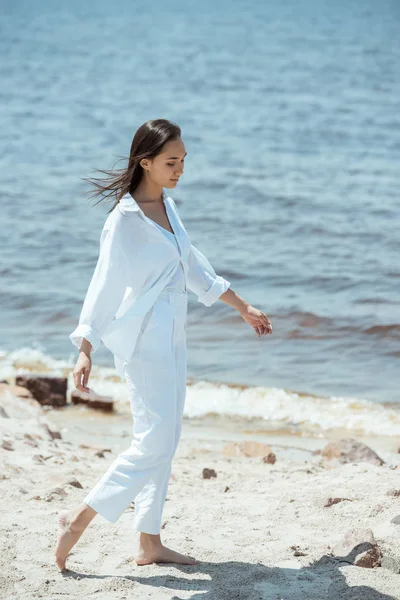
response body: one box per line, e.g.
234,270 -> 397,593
130,291 -> 187,360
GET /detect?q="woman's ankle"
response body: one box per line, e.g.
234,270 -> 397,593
69,503 -> 96,529
139,532 -> 162,547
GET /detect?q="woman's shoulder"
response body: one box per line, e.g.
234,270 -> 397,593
98,205 -> 137,243
101,203 -> 150,248
103,201 -> 141,226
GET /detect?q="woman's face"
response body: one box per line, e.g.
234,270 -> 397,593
143,137 -> 187,189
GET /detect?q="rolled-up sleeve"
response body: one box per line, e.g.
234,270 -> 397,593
69,223 -> 128,353
186,243 -> 231,307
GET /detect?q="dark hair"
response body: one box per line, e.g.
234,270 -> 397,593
82,118 -> 181,214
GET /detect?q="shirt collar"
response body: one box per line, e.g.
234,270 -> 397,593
119,190 -> 168,212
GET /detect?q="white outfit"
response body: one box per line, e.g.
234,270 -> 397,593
152,221 -> 187,292
69,190 -> 230,378
69,191 -> 230,533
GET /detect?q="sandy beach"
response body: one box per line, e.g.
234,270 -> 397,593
1,382 -> 400,600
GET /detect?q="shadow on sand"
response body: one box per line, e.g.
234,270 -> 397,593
62,547 -> 398,600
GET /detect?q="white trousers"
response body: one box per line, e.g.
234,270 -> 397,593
83,288 -> 188,534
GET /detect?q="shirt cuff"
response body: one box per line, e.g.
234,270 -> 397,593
69,324 -> 101,353
199,276 -> 231,307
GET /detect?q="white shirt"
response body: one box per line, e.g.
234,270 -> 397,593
69,190 -> 231,363
152,221 -> 186,291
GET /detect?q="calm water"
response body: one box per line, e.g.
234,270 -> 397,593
1,0 -> 399,426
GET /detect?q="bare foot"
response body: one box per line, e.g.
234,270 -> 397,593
55,503 -> 96,571
135,542 -> 199,566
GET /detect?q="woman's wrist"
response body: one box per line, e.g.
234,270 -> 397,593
219,287 -> 250,314
79,338 -> 93,356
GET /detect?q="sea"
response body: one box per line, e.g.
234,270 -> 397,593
1,0 -> 399,443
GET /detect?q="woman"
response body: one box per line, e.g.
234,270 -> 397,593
55,118 -> 273,570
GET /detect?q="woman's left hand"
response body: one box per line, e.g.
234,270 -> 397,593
240,305 -> 273,337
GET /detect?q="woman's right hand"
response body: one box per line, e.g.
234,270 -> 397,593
73,351 -> 92,393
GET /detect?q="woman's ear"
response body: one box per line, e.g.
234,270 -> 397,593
140,158 -> 151,171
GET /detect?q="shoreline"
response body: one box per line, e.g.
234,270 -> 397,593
47,403 -> 400,466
